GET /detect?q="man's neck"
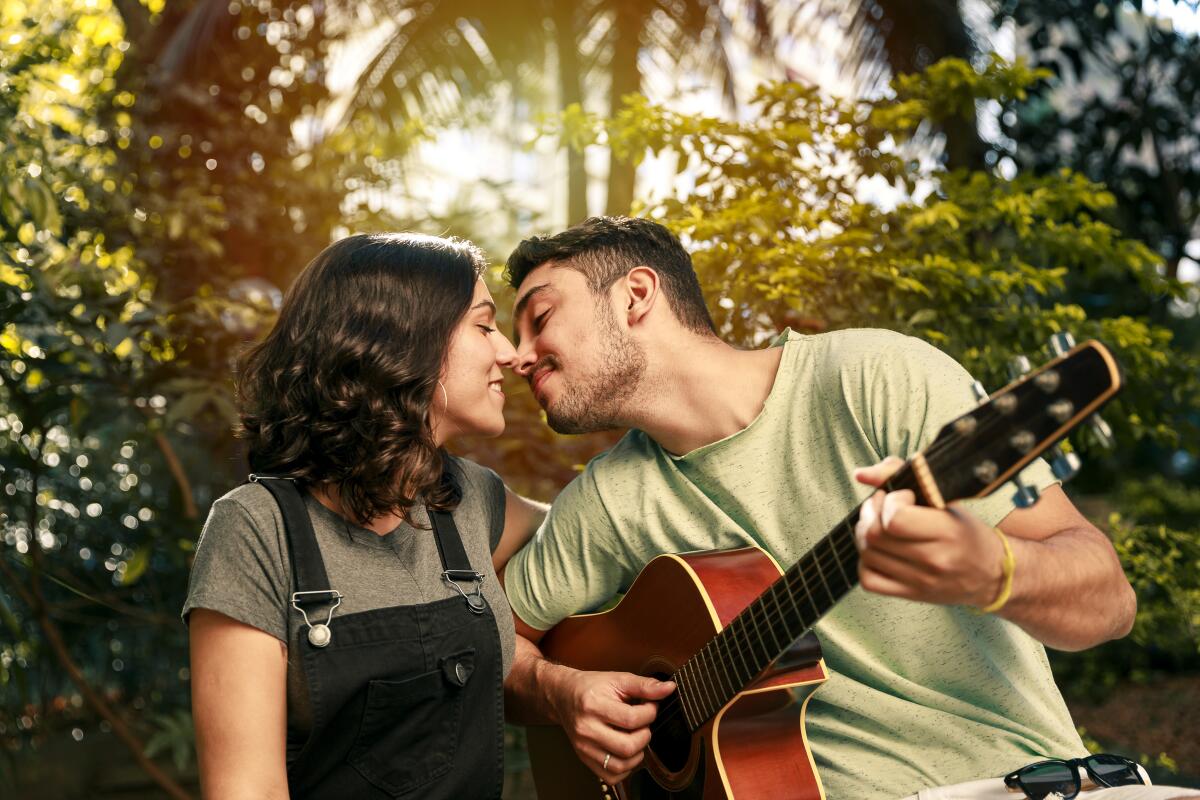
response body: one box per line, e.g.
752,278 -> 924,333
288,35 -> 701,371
625,336 -> 785,457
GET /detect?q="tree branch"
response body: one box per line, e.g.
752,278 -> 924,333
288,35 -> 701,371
0,468 -> 193,800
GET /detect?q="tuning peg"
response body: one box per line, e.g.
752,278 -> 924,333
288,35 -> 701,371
1007,355 -> 1032,380
1048,444 -> 1082,481
970,380 -> 989,404
1089,414 -> 1115,449
1048,332 -> 1076,358
1011,472 -> 1040,508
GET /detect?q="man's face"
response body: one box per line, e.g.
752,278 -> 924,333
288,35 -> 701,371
512,262 -> 646,434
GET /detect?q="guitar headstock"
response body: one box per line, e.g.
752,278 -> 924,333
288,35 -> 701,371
920,338 -> 1123,506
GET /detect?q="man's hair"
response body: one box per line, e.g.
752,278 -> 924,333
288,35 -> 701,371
505,216 -> 716,336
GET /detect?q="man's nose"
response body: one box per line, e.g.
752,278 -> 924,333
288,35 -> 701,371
513,341 -> 537,377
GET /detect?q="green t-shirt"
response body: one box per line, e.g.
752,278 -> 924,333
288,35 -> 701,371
505,328 -> 1086,800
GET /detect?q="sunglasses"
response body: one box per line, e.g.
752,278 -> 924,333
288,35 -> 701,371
1004,754 -> 1144,799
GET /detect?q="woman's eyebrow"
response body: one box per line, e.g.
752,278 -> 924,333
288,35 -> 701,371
471,300 -> 497,314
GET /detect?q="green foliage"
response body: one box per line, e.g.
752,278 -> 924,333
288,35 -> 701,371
1050,476 -> 1200,698
559,58 -> 1198,462
1113,478 -> 1200,658
143,709 -> 195,774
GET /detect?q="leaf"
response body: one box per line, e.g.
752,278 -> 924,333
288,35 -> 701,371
908,309 -> 938,327
113,337 -> 134,358
165,392 -> 210,427
120,548 -> 150,586
17,222 -> 35,246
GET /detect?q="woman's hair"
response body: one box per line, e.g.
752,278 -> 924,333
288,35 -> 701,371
236,232 -> 487,525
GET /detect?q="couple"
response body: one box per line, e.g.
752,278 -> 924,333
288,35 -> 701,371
184,217 -> 1186,800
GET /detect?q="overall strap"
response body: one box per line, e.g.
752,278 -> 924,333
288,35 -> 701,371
427,468 -> 487,614
251,475 -> 334,602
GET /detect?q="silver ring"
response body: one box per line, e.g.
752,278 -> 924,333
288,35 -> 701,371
603,752 -> 611,771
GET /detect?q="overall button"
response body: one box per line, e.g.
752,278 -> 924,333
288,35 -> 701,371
441,649 -> 475,687
307,623 -> 331,648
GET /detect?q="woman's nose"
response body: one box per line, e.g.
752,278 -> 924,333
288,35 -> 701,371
495,332 -> 518,368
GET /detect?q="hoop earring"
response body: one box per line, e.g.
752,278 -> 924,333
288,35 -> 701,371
437,380 -> 449,412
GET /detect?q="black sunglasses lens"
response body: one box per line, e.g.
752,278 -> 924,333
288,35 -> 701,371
1018,762 -> 1079,799
1085,754 -> 1142,786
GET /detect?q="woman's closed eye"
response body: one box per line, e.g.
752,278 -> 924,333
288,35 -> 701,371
477,324 -> 497,335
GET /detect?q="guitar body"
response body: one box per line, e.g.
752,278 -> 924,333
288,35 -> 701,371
528,547 -> 829,800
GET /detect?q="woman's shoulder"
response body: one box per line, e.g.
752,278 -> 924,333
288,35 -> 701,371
444,455 -> 504,501
195,482 -> 291,566
443,455 -> 506,551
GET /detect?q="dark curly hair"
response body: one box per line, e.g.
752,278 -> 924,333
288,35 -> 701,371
236,232 -> 486,526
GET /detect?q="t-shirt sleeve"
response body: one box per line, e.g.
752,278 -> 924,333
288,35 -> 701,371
841,331 -> 1059,528
451,457 -> 508,553
502,467 -> 627,632
182,494 -> 290,642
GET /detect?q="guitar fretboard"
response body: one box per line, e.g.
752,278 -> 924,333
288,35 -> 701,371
671,467 -> 922,730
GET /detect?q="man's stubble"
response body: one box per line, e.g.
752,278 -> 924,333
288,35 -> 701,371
543,302 -> 647,435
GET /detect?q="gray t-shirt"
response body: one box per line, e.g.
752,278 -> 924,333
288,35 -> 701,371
183,455 -> 513,750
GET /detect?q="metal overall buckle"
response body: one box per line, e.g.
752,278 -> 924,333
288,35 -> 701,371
291,589 -> 343,648
442,569 -> 487,614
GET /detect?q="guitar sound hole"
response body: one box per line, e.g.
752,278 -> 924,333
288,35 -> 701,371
648,691 -> 692,774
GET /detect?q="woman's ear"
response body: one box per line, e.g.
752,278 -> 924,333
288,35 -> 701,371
622,266 -> 659,326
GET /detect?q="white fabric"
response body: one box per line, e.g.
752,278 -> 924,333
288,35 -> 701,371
897,767 -> 1199,800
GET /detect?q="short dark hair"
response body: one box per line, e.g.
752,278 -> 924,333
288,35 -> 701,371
505,216 -> 715,336
236,232 -> 485,525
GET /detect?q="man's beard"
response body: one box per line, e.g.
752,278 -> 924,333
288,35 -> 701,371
543,307 -> 646,435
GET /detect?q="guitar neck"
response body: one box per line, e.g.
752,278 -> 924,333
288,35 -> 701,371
673,465 -> 926,728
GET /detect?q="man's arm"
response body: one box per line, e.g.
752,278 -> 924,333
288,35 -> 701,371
499,578 -> 675,785
854,457 -> 1136,651
491,486 -> 549,574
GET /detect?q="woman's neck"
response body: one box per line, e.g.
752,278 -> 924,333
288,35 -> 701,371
308,484 -> 406,537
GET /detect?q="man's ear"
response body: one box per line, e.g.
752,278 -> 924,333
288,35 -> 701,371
622,266 -> 659,326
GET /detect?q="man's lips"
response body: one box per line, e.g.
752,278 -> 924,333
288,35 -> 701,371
530,369 -> 552,398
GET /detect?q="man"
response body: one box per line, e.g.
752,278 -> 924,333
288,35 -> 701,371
498,216 -> 1177,799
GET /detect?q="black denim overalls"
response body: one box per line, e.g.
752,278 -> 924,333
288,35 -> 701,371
253,473 -> 504,800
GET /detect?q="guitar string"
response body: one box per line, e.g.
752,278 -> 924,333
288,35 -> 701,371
654,388 -> 1075,731
653,519 -> 861,732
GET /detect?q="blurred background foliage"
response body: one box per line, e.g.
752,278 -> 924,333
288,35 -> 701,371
0,0 -> 1197,797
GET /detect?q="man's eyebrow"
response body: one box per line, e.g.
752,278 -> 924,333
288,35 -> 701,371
513,283 -> 550,323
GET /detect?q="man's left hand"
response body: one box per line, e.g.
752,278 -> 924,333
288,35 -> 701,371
852,456 -> 1006,608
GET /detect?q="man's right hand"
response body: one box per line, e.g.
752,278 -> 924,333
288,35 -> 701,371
543,663 -> 676,785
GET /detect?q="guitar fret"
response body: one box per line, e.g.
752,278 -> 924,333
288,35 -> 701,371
690,657 -> 717,721
724,618 -> 753,686
677,663 -> 697,728
782,573 -> 810,634
701,646 -> 730,711
768,582 -> 792,657
827,530 -> 853,589
811,547 -> 837,608
793,557 -> 822,621
754,597 -> 784,657
714,634 -> 744,700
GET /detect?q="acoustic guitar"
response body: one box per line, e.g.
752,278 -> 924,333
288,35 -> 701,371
526,336 -> 1123,800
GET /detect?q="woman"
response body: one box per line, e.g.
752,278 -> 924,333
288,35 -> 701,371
184,233 -> 545,799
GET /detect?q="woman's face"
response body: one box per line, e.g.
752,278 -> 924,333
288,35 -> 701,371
432,279 -> 517,442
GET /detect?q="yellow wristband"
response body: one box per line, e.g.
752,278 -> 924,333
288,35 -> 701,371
975,527 -> 1015,615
